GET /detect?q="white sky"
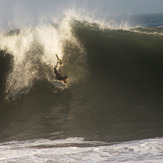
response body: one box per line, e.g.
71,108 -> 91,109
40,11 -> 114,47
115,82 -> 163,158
1,0 -> 163,15
0,0 -> 163,28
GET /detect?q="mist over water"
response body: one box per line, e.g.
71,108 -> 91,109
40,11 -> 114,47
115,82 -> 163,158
0,11 -> 88,100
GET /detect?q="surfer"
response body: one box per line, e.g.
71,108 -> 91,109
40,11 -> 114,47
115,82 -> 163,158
54,54 -> 68,85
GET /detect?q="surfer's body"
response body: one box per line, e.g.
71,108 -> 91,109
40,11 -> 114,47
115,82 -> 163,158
54,54 -> 68,85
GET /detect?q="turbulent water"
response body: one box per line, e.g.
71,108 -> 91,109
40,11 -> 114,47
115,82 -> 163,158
0,12 -> 163,162
0,137 -> 163,163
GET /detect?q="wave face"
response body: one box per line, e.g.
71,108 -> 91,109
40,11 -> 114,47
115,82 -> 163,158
0,13 -> 163,142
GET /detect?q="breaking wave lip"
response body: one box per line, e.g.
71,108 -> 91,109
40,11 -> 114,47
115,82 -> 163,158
0,10 -> 163,101
67,10 -> 163,37
0,137 -> 163,163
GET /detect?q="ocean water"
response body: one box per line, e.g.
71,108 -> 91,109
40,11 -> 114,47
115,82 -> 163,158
0,12 -> 163,162
0,137 -> 163,163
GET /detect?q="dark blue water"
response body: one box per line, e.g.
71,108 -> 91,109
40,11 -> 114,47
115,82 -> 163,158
107,13 -> 163,28
133,13 -> 163,27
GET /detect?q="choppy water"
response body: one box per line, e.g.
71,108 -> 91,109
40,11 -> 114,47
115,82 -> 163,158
0,137 -> 163,163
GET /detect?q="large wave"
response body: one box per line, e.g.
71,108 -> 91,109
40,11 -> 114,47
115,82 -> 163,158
0,11 -> 163,142
1,11 -> 163,100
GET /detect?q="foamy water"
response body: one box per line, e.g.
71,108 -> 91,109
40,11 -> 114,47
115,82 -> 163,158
0,11 -> 85,99
0,137 -> 163,163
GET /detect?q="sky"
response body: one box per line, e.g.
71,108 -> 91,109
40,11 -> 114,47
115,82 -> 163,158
0,0 -> 162,14
0,0 -> 163,28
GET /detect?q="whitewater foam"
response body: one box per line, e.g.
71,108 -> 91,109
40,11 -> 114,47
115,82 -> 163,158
0,12 -> 86,100
0,137 -> 162,163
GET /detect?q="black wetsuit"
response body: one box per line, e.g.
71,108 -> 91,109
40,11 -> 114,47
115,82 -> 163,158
54,56 -> 68,84
54,67 -> 65,80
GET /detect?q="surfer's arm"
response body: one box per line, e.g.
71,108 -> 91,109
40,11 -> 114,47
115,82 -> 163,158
54,61 -> 62,71
56,54 -> 63,66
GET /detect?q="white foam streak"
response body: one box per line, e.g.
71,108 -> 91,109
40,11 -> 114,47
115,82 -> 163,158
0,137 -> 163,163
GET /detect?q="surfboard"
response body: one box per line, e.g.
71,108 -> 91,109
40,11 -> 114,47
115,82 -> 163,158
51,80 -> 66,88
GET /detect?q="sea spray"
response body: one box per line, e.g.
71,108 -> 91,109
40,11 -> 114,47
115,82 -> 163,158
1,10 -> 162,100
0,13 -> 87,100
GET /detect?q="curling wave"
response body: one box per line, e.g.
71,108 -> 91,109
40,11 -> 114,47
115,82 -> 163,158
0,12 -> 163,142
